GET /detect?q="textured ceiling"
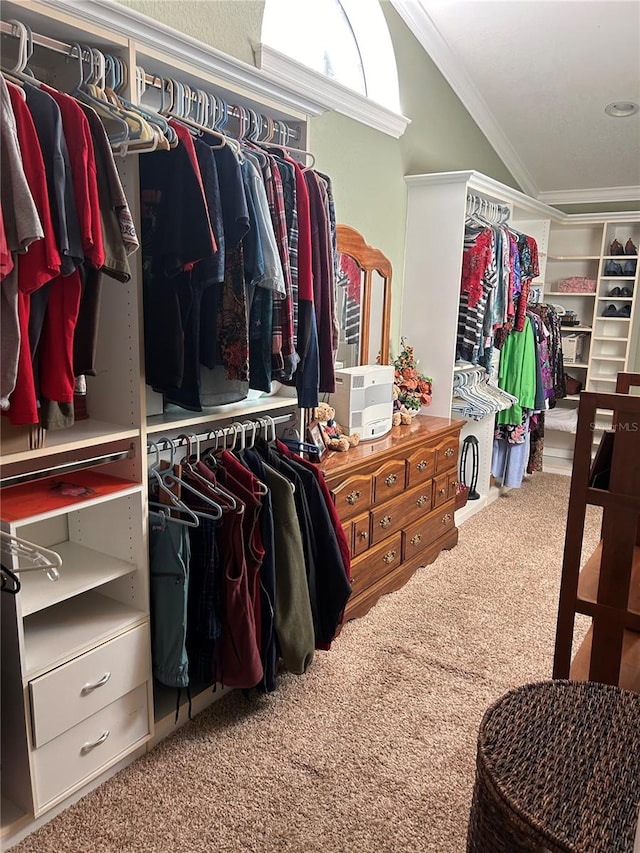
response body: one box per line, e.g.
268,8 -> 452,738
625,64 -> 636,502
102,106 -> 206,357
394,0 -> 640,202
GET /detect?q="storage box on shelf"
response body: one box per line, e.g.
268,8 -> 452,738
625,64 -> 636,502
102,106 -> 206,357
553,376 -> 640,694
0,470 -> 152,823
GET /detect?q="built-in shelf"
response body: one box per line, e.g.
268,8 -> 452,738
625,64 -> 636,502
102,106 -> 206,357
598,297 -> 633,301
591,356 -> 626,362
146,394 -> 297,434
600,276 -> 636,281
593,336 -> 628,341
548,255 -> 600,261
545,291 -> 596,296
23,591 -> 147,677
588,376 -> 618,383
566,363 -> 589,369
20,542 -> 138,617
595,316 -> 631,322
0,423 -> 139,467
560,326 -> 592,332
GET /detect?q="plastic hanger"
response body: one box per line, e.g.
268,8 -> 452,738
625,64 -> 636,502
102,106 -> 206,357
0,531 -> 62,580
147,440 -> 200,527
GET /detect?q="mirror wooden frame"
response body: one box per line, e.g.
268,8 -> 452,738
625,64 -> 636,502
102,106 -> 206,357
336,224 -> 392,366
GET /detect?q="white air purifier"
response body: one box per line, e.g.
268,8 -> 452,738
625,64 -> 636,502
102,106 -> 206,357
331,364 -> 394,441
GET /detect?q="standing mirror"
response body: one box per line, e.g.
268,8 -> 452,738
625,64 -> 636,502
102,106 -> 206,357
336,224 -> 392,367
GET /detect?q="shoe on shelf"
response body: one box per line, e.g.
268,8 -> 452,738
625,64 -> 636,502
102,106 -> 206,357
617,304 -> 632,318
609,238 -> 625,255
623,259 -> 637,275
602,303 -> 619,317
607,286 -> 622,297
620,286 -> 633,297
624,238 -> 638,255
604,260 -> 623,276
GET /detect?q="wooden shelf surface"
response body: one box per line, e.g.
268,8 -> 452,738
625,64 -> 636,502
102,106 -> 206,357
576,542 -> 640,627
571,626 -> 640,693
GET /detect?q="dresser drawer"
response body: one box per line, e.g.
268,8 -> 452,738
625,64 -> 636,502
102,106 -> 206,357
434,435 -> 459,473
406,445 -> 436,488
331,474 -> 373,522
350,532 -> 402,598
350,512 -> 371,557
29,624 -> 149,748
433,473 -> 449,509
402,500 -> 456,560
32,683 -> 150,811
370,481 -> 432,546
371,459 -> 406,504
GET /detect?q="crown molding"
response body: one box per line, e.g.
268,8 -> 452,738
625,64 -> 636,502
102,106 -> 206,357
389,0 -> 540,196
30,0 -> 325,118
405,171 -> 640,224
254,44 -> 411,139
538,186 -> 640,205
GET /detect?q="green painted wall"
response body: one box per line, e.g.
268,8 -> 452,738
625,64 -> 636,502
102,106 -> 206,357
117,0 -> 263,64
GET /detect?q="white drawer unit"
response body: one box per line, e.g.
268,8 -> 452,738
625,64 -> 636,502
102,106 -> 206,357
1,473 -> 153,828
29,624 -> 150,748
31,684 -> 150,812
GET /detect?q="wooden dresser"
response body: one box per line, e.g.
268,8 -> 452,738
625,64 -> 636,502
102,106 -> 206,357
319,415 -> 464,621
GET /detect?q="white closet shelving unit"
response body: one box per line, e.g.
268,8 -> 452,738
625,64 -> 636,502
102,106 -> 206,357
0,1 -> 309,846
400,171 -> 640,518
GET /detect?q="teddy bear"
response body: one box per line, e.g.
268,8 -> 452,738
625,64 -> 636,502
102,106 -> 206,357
313,402 -> 360,452
392,385 -> 413,427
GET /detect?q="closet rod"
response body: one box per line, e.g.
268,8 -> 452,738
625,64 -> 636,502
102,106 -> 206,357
0,20 -> 91,61
0,445 -> 136,489
142,72 -> 300,141
148,412 -> 294,453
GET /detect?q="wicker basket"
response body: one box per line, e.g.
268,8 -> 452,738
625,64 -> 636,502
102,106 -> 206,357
467,680 -> 640,852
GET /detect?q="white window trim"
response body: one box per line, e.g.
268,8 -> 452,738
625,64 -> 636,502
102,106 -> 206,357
254,43 -> 410,138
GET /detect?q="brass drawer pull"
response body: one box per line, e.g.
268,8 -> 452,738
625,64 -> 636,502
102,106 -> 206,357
416,460 -> 428,472
442,513 -> 452,524
379,515 -> 392,528
359,530 -> 368,541
382,550 -> 397,564
410,534 -> 422,546
451,480 -> 458,489
346,490 -> 361,505
416,495 -> 428,507
439,488 -> 446,496
385,473 -> 398,487
444,447 -> 454,458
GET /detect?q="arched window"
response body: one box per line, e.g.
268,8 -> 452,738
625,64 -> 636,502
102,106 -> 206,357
259,0 -> 405,133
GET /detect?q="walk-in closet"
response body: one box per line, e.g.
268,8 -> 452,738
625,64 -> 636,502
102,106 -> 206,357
1,1 -> 638,851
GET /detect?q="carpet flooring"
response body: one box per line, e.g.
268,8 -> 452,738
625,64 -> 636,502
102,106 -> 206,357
10,472 -> 602,853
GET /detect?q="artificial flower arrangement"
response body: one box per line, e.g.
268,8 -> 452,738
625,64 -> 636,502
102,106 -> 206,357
392,337 -> 433,416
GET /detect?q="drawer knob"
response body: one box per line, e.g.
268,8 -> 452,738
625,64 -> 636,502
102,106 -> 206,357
379,515 -> 392,528
439,488 -> 446,496
444,447 -> 455,458
416,495 -> 428,507
81,672 -> 111,695
382,550 -> 397,564
346,490 -> 361,505
385,473 -> 398,487
442,513 -> 452,524
451,480 -> 458,488
416,460 -> 428,472
80,729 -> 110,755
359,531 -> 368,541
410,534 -> 422,546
